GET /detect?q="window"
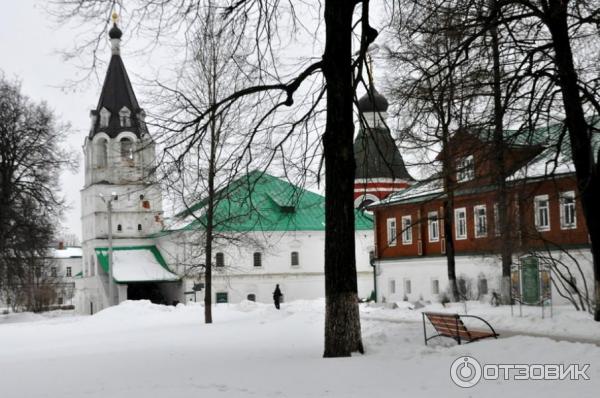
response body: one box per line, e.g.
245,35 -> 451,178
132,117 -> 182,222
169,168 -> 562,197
428,211 -> 439,242
137,224 -> 142,231
247,294 -> 256,302
66,267 -> 72,277
386,218 -> 397,247
100,107 -> 110,128
120,138 -> 134,161
119,107 -> 131,127
456,155 -> 475,182
404,279 -> 412,294
117,224 -> 122,232
215,252 -> 224,267
216,292 -> 228,303
253,252 -> 262,267
431,279 -> 440,294
454,208 -> 467,240
291,251 -> 299,266
534,195 -> 550,231
51,267 -> 57,277
95,139 -> 108,168
57,297 -> 63,305
474,205 -> 487,238
401,215 -> 412,245
493,203 -> 500,236
560,191 -> 576,229
90,255 -> 95,276
389,279 -> 396,294
478,277 -> 488,295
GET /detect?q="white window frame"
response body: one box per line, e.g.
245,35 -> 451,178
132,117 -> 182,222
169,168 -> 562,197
454,207 -> 467,240
119,106 -> 131,127
66,267 -> 72,277
428,211 -> 439,242
401,215 -> 412,245
99,107 -> 110,128
559,191 -> 577,230
534,195 -> 550,231
386,218 -> 397,247
456,155 -> 475,182
474,204 -> 487,238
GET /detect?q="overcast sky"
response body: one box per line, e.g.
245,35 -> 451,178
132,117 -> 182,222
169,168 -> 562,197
0,0 -> 395,242
0,0 -> 177,240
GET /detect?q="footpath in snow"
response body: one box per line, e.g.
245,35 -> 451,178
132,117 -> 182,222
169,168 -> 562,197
0,299 -> 598,398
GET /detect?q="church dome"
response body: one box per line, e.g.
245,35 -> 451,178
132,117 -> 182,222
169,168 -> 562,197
357,86 -> 389,113
109,23 -> 123,39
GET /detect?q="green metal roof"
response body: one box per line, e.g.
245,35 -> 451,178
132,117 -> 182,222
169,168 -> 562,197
171,171 -> 373,232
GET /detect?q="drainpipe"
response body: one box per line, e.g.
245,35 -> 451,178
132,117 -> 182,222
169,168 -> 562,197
370,252 -> 377,302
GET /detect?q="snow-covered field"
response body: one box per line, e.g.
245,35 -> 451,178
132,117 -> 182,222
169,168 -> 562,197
0,300 -> 598,397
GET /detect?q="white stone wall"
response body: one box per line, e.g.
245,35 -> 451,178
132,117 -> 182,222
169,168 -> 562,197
158,229 -> 376,304
375,249 -> 594,306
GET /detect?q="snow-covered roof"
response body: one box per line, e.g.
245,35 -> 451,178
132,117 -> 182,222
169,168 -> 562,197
374,177 -> 444,207
50,247 -> 83,259
508,147 -> 576,181
95,246 -> 179,283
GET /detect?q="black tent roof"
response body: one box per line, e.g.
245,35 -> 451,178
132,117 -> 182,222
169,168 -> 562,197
354,125 -> 413,181
89,27 -> 143,139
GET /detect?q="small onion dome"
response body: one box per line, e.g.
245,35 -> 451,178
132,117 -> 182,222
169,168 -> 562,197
109,23 -> 122,39
357,87 -> 389,113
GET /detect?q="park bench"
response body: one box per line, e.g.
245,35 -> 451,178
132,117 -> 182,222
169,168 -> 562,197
422,312 -> 499,345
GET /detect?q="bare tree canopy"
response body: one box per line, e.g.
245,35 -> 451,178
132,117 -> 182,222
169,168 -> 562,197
0,73 -> 78,311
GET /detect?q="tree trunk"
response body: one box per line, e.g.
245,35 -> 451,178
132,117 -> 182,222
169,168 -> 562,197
441,131 -> 459,302
489,6 -> 512,304
443,198 -> 459,301
322,0 -> 364,357
545,2 -> 600,320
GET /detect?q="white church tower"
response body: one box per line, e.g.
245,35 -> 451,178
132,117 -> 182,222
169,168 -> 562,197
78,15 -> 179,314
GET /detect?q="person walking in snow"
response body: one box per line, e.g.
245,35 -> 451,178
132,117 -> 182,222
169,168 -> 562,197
273,284 -> 283,310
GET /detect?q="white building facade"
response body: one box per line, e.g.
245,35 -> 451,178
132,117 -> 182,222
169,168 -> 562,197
74,22 -> 376,313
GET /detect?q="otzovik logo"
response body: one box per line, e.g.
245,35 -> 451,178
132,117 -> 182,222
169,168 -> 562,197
450,356 -> 590,388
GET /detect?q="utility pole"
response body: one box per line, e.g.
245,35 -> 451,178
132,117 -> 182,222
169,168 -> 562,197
100,193 -> 118,306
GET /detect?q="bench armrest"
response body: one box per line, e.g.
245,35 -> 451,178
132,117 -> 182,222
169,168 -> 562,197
459,315 -> 498,336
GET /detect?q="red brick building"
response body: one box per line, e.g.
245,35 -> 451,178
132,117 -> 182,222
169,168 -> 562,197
368,128 -> 592,303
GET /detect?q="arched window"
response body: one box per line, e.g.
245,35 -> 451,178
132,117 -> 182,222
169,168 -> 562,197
120,138 -> 134,161
100,108 -> 110,128
117,224 -> 122,232
215,252 -> 224,267
119,107 -> 131,127
95,139 -> 108,168
291,251 -> 299,267
137,224 -> 142,231
253,252 -> 262,267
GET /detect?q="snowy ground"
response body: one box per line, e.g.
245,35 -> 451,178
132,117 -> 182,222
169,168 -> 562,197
0,300 -> 598,397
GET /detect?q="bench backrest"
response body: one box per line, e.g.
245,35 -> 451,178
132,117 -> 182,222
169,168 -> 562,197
424,312 -> 469,337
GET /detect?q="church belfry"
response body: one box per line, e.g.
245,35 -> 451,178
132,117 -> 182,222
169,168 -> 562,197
353,86 -> 413,209
79,16 -> 174,310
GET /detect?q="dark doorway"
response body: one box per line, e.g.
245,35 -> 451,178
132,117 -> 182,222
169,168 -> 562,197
127,282 -> 167,304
